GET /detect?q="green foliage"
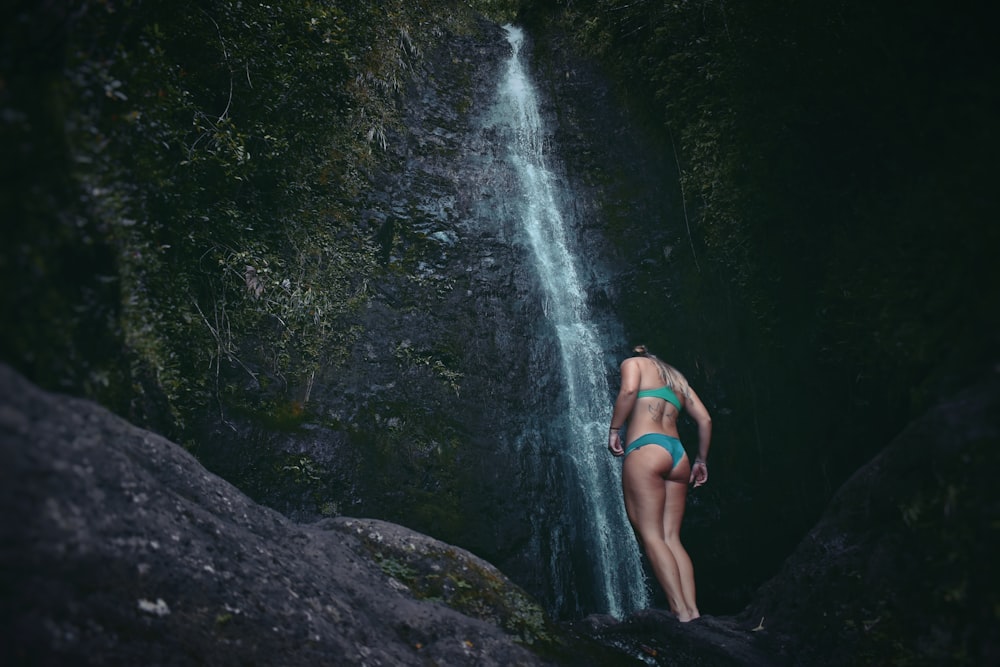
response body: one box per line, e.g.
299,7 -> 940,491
2,0 -> 510,436
0,2 -> 127,406
281,455 -> 324,484
469,0 -> 521,23
375,554 -> 419,582
359,532 -> 557,646
395,340 -> 464,396
4,0 -> 523,581
84,0 -> 376,428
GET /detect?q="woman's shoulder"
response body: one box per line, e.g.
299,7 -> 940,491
620,356 -> 641,369
621,356 -> 653,373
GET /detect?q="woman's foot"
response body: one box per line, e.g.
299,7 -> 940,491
677,609 -> 700,623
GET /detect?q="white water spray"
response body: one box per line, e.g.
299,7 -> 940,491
497,24 -> 648,618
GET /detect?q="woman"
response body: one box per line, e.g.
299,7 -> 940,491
608,344 -> 712,622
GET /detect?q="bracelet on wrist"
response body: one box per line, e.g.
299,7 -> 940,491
610,426 -> 621,431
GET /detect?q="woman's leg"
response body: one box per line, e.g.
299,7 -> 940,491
663,459 -> 699,620
622,449 -> 694,619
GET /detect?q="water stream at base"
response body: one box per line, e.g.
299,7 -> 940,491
495,24 -> 649,618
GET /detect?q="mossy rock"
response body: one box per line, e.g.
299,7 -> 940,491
328,517 -> 556,646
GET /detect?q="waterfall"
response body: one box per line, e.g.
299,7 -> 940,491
495,24 -> 649,618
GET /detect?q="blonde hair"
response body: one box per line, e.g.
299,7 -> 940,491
632,344 -> 691,400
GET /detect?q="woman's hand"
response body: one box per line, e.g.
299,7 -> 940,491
608,429 -> 624,456
689,460 -> 708,487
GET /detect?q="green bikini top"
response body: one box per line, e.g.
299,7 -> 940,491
637,385 -> 682,411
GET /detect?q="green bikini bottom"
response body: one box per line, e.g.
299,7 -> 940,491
624,433 -> 686,464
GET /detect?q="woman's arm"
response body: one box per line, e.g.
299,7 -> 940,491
684,385 -> 712,486
608,359 -> 641,456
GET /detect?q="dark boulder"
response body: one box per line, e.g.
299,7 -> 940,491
570,611 -> 778,666
0,364 -> 601,666
738,367 -> 1000,665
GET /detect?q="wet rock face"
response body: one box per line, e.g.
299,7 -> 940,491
326,19 -> 680,610
0,364 -> 564,666
189,16 -> 547,581
314,19 -> 553,582
187,15 -> 683,615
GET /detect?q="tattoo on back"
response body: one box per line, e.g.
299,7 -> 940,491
647,402 -> 676,422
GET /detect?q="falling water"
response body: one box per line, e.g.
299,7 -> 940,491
496,25 -> 649,618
